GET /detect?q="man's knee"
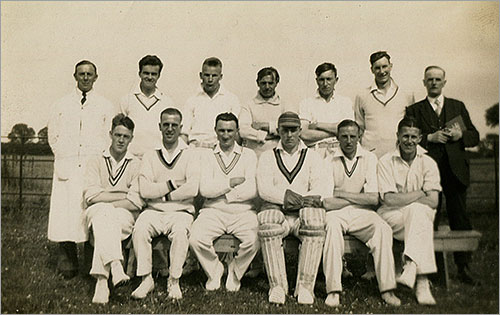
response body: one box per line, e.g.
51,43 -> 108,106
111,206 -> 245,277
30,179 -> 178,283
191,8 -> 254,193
258,210 -> 286,238
299,207 -> 326,236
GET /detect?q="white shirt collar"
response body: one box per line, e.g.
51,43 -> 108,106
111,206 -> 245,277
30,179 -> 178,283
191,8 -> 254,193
102,147 -> 134,164
369,78 -> 397,93
160,138 -> 188,159
213,142 -> 243,155
197,84 -> 226,98
427,94 -> 444,110
390,144 -> 428,160
332,143 -> 368,159
132,85 -> 163,99
254,92 -> 280,105
276,140 -> 307,154
314,89 -> 335,101
75,86 -> 94,96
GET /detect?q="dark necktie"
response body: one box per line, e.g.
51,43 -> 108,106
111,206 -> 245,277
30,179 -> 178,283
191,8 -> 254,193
81,92 -> 87,105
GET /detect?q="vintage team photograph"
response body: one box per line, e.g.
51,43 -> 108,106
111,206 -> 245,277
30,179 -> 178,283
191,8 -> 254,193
1,1 -> 498,314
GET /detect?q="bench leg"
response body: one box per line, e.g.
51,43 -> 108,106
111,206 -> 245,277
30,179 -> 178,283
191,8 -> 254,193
435,252 -> 450,290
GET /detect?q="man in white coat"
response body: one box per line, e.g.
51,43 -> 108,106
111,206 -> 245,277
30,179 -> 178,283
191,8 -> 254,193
48,60 -> 114,278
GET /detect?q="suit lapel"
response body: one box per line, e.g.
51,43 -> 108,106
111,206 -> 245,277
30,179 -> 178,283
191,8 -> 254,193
422,99 -> 440,130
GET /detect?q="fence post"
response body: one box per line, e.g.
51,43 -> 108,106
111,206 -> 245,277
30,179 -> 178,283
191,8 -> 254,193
19,140 -> 24,210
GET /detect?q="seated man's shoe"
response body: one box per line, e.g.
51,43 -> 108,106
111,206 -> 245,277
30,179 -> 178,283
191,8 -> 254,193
111,261 -> 130,287
268,286 -> 286,304
415,277 -> 436,305
397,260 -> 417,289
131,275 -> 155,299
296,285 -> 314,304
457,266 -> 481,286
325,292 -> 340,307
167,277 -> 182,300
225,262 -> 241,292
206,262 -> 224,291
381,291 -> 401,306
92,279 -> 110,304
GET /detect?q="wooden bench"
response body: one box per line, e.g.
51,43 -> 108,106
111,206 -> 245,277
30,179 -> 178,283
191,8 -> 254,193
152,229 -> 481,289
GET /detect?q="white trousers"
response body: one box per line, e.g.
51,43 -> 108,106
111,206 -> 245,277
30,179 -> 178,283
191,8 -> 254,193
379,202 -> 437,274
85,203 -> 135,278
132,210 -> 193,278
323,206 -> 396,293
189,208 -> 259,280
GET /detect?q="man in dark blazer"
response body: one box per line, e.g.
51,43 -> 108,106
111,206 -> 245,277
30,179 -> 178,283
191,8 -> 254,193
405,66 -> 480,285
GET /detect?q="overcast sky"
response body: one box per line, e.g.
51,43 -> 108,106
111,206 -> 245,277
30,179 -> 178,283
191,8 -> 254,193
1,1 -> 498,141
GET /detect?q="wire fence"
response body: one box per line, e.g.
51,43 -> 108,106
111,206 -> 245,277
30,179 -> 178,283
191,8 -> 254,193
1,136 -> 53,210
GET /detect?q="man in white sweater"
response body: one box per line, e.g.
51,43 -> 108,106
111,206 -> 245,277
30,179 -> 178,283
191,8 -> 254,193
131,107 -> 200,300
189,112 -> 259,292
256,112 -> 332,305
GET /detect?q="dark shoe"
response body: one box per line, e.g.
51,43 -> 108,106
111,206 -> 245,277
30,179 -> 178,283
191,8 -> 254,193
58,242 -> 78,279
457,267 -> 481,286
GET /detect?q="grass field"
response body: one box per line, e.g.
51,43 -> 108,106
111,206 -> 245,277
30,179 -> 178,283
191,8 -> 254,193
1,205 -> 498,314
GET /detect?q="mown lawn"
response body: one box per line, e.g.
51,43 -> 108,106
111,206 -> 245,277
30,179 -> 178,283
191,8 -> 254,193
1,206 -> 498,314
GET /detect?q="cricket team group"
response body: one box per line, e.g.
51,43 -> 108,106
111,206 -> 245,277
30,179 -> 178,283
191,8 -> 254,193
47,51 -> 480,307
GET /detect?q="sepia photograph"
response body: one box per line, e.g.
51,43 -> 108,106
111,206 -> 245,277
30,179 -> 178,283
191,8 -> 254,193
1,1 -> 498,313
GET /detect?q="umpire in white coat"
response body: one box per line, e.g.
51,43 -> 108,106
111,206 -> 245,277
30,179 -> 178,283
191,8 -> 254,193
48,60 -> 114,278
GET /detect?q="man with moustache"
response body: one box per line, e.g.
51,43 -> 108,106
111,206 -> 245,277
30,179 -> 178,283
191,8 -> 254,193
48,60 -> 114,279
354,51 -> 415,158
239,66 -> 287,157
299,62 -> 354,159
377,117 -> 441,305
182,57 -> 241,149
120,55 -> 176,159
405,66 -> 480,285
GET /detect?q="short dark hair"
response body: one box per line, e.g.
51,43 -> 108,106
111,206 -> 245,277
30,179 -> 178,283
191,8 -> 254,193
370,51 -> 391,66
397,116 -> 420,133
315,62 -> 337,77
215,112 -> 239,129
112,113 -> 135,132
202,57 -> 222,68
139,55 -> 163,73
337,119 -> 360,134
424,65 -> 446,78
74,60 -> 97,75
257,67 -> 280,83
160,107 -> 183,123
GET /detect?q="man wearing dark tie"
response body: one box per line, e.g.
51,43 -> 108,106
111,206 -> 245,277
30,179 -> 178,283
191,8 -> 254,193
405,66 -> 480,285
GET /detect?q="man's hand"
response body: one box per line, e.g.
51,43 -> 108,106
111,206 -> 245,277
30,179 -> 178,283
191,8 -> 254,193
230,177 -> 245,188
251,122 -> 269,132
174,179 -> 186,187
303,195 -> 322,208
284,189 -> 304,212
308,121 -> 318,130
428,130 -> 451,144
448,123 -> 463,141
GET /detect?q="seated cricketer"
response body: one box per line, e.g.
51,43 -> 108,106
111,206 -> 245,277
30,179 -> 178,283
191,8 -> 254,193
256,111 -> 332,305
83,114 -> 145,304
189,112 -> 260,292
322,119 -> 400,307
377,117 -> 441,305
131,107 -> 200,300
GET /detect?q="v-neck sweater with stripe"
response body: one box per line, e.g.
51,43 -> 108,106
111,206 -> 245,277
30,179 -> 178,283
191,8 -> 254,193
83,151 -> 144,209
256,142 -> 332,207
354,82 -> 414,158
327,144 -> 378,195
138,145 -> 200,214
199,146 -> 258,214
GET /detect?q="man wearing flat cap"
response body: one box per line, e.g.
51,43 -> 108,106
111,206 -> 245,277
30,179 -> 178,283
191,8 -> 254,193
256,111 -> 332,305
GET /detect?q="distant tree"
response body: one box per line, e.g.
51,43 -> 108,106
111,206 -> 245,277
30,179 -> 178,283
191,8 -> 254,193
37,126 -> 48,144
7,123 -> 36,144
485,103 -> 499,128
